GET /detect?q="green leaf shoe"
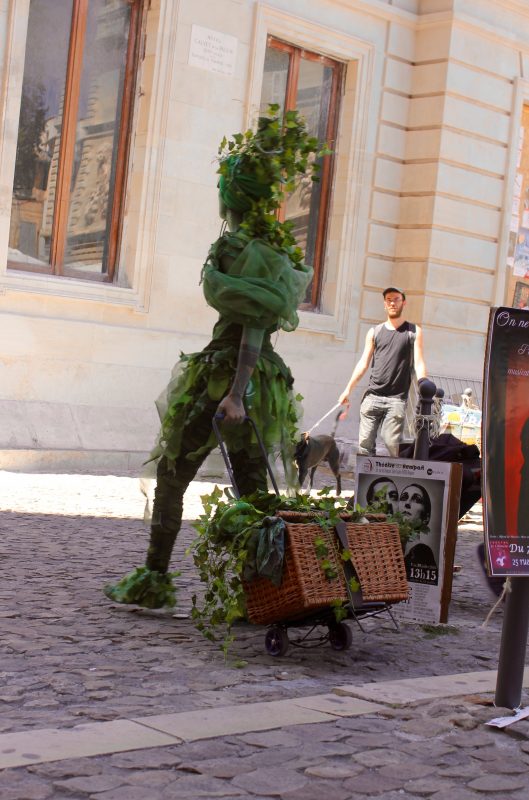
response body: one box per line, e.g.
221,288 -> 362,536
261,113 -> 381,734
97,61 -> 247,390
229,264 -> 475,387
103,566 -> 180,609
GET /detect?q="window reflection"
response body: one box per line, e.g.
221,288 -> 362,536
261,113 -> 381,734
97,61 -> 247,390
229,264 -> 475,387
286,59 -> 333,270
260,47 -> 288,115
9,0 -> 135,278
9,0 -> 73,267
64,0 -> 131,273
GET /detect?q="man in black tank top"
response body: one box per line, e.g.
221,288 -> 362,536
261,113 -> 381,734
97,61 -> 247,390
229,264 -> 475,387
338,287 -> 427,457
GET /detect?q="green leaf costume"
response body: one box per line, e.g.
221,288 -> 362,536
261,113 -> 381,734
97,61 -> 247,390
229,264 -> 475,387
104,107 -> 320,610
151,231 -> 311,469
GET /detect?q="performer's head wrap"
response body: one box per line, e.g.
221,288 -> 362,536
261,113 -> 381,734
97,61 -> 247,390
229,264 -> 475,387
218,154 -> 272,213
215,107 -> 325,268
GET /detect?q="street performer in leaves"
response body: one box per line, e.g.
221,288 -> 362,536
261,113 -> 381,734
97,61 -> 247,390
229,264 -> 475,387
104,107 -> 326,609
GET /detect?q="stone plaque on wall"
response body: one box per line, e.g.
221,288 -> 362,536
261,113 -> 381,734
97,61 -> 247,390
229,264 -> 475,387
188,25 -> 237,76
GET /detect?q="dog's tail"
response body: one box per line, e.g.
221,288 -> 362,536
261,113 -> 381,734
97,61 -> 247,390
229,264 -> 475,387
330,408 -> 347,439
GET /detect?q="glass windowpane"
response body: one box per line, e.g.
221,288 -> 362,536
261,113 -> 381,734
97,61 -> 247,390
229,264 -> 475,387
63,0 -> 132,274
260,46 -> 289,114
506,104 -> 529,307
9,0 -> 74,267
285,58 -> 333,270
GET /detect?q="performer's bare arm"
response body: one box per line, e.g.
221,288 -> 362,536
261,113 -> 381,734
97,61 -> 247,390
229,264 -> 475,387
338,328 -> 375,405
414,325 -> 427,380
216,326 -> 265,424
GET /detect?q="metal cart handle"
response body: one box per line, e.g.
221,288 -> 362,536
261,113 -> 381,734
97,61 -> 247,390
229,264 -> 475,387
212,413 -> 280,499
334,519 -> 362,606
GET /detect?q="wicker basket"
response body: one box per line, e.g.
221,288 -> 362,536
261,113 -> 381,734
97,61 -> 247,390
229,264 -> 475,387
345,522 -> 409,604
244,520 -> 348,625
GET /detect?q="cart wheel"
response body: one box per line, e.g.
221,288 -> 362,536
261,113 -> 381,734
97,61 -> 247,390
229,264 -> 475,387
328,621 -> 353,651
265,626 -> 289,657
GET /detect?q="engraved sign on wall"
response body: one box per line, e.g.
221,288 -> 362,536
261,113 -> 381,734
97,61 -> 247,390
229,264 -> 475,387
188,25 -> 238,76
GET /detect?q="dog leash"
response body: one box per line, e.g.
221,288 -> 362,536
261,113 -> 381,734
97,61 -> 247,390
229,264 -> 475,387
306,403 -> 348,435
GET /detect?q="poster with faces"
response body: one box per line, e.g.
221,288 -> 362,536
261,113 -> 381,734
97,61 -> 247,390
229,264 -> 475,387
355,456 -> 458,624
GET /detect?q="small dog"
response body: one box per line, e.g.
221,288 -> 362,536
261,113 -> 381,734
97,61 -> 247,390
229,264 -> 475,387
294,433 -> 342,495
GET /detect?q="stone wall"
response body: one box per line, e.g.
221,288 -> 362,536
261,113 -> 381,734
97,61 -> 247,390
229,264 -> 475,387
0,0 -> 527,468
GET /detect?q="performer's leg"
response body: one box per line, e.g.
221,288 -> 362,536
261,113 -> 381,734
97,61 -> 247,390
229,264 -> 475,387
104,401 -> 221,607
146,455 -> 201,572
229,448 -> 268,497
146,401 -> 218,573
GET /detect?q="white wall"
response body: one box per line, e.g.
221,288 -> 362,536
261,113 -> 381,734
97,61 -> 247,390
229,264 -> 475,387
0,0 -> 527,466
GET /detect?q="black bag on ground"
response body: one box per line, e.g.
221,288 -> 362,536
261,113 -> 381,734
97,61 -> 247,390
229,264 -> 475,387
399,433 -> 481,519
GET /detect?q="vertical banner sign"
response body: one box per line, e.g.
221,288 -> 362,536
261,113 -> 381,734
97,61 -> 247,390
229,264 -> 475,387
483,307 -> 529,574
355,456 -> 461,623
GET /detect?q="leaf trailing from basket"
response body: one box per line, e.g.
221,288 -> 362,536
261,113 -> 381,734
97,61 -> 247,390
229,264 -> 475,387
313,534 -> 329,559
330,598 -> 349,622
313,535 -> 339,581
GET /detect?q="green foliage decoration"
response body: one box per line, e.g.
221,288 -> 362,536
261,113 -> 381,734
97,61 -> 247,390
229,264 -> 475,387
189,485 -> 417,654
189,487 -> 349,652
103,566 -> 180,609
217,104 -> 331,267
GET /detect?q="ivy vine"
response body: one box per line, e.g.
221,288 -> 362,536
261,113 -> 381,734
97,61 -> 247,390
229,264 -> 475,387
217,105 -> 331,267
189,486 -> 418,656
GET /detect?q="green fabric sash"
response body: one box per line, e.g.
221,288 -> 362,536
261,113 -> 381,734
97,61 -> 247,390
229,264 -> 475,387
202,232 -> 312,332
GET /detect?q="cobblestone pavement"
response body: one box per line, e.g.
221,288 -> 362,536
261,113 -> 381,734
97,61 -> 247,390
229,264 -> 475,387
1,469 -> 528,799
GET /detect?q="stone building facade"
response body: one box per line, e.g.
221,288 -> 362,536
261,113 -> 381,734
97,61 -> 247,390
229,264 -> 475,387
0,0 -> 528,469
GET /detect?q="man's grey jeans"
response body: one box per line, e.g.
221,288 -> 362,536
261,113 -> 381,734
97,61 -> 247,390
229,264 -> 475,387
358,393 -> 407,457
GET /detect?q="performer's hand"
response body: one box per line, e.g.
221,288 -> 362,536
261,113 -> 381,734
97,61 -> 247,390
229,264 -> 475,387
338,390 -> 350,406
216,393 -> 246,425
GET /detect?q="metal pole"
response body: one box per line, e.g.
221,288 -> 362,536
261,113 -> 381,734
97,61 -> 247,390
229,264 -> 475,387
413,378 -> 437,461
495,577 -> 529,709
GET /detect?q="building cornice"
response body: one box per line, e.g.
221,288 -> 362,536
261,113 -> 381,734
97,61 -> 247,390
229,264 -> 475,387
323,0 -> 417,28
483,0 -> 529,21
452,10 -> 529,52
328,0 -> 529,34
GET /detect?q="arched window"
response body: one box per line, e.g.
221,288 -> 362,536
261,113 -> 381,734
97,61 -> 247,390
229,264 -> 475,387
8,0 -> 143,281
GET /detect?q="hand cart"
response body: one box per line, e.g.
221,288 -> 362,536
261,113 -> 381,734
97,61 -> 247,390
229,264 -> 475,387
212,415 -> 409,657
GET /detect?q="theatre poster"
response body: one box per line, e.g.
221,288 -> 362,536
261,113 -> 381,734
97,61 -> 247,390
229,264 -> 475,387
355,456 -> 462,624
482,307 -> 529,575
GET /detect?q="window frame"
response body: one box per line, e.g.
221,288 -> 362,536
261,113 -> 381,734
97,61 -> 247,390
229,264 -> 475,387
7,0 -> 144,283
264,36 -> 343,310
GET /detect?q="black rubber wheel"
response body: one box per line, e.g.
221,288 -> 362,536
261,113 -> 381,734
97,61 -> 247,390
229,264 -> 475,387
328,621 -> 353,651
265,626 -> 289,657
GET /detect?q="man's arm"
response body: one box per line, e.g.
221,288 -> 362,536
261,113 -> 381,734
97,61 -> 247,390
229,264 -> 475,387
216,326 -> 265,424
414,324 -> 427,380
338,328 -> 375,405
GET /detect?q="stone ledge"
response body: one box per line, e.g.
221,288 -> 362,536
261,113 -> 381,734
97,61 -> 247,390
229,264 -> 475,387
0,448 -> 227,476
